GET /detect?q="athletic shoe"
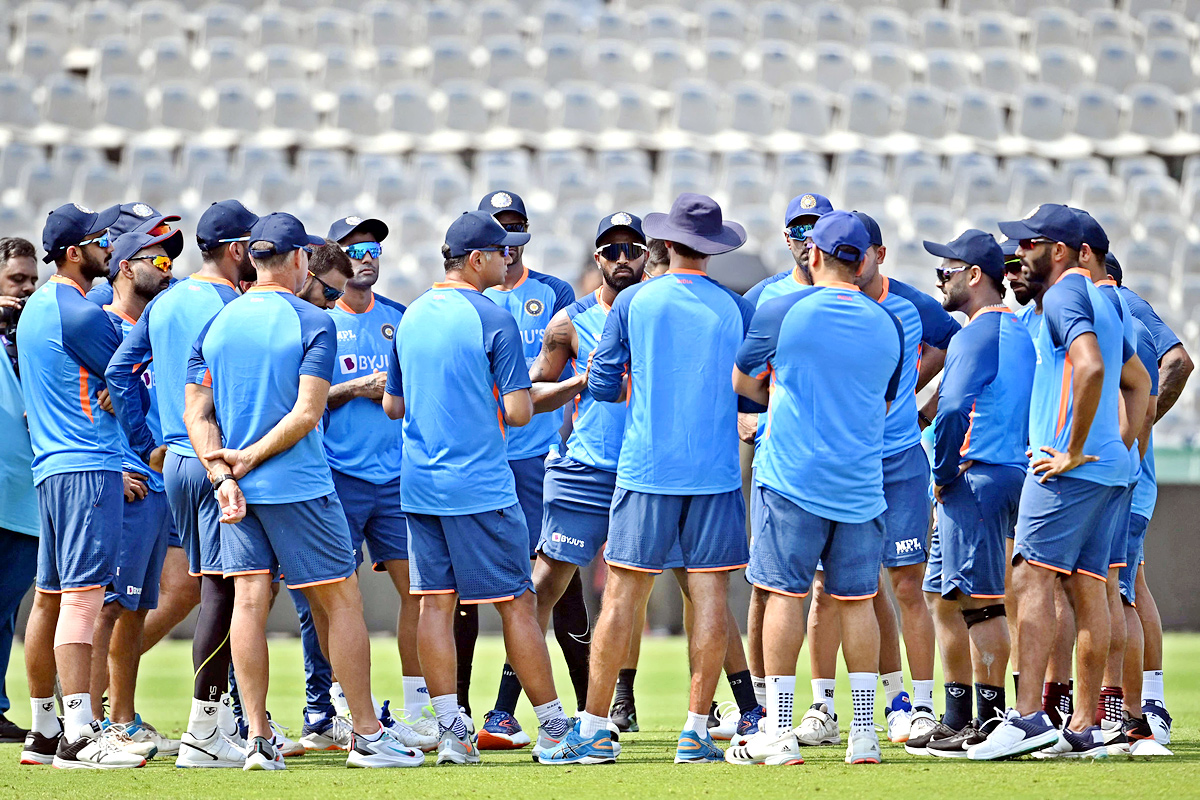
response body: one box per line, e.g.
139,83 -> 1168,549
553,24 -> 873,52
478,709 -> 531,749
708,700 -> 740,741
380,701 -> 438,752
0,715 -> 29,744
1143,703 -> 1172,745
905,720 -> 959,755
1123,714 -> 1155,747
795,703 -> 841,746
725,731 -> 804,765
927,720 -> 987,758
268,719 -> 306,757
459,707 -> 476,740
404,711 -> 440,742
53,731 -> 146,769
531,721 -> 594,761
1099,718 -> 1129,755
299,714 -> 353,751
706,702 -> 720,729
125,715 -> 179,756
967,709 -> 1059,760
885,691 -> 913,743
20,729 -> 61,765
346,728 -> 424,768
538,725 -> 616,765
675,728 -> 724,763
175,728 -> 247,768
729,705 -> 767,747
844,729 -> 882,764
435,728 -> 481,766
243,736 -> 285,771
907,708 -> 937,743
103,722 -> 157,759
609,697 -> 638,733
1032,725 -> 1108,759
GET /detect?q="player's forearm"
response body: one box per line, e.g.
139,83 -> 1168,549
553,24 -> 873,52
589,364 -> 624,402
1155,345 -> 1193,421
1066,360 -> 1104,457
242,408 -> 323,472
184,396 -> 228,481
531,374 -> 587,414
326,380 -> 361,410
1139,396 -> 1157,460
916,347 -> 946,392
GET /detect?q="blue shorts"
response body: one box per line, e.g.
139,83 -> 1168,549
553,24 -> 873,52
407,504 -> 533,603
923,522 -> 943,594
929,464 -> 1024,600
510,455 -> 548,557
538,457 -> 616,567
222,494 -> 357,589
881,444 -> 931,568
332,470 -> 407,571
106,489 -> 172,611
1013,473 -> 1122,581
606,488 -> 748,573
1118,513 -> 1149,605
748,484 -> 883,599
1104,484 -> 1134,570
36,470 -> 122,594
167,523 -> 182,549
163,451 -> 222,577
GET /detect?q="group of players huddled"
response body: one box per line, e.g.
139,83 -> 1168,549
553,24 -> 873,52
5,183 -> 1189,771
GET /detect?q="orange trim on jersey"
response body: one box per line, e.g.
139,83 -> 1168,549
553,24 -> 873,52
335,294 -> 375,314
1025,558 -> 1071,576
1056,353 -> 1073,436
828,591 -> 879,600
460,594 -> 517,605
1055,267 -> 1091,284
409,588 -> 456,596
432,280 -> 478,291
188,274 -> 236,288
102,304 -> 137,325
201,369 -> 212,388
286,574 -> 350,589
1109,561 -> 1128,568
1095,278 -> 1118,288
489,267 -> 529,292
49,275 -> 85,294
688,563 -> 748,573
969,306 -> 1011,322
815,281 -> 861,291
594,287 -> 612,312
791,266 -> 807,285
224,569 -> 273,578
493,384 -> 506,439
247,283 -> 294,294
961,400 -> 976,456
968,593 -> 1007,599
753,583 -> 809,599
1077,568 -> 1107,582
877,276 -> 889,301
78,366 -> 93,421
35,584 -> 104,594
669,268 -> 709,276
604,560 -> 663,574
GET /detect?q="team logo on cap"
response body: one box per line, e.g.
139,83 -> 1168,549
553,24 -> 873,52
1024,205 -> 1042,219
345,216 -> 363,226
610,212 -> 633,226
381,323 -> 395,341
132,203 -> 154,217
72,203 -> 93,214
524,298 -> 544,316
800,195 -> 817,209
490,192 -> 513,209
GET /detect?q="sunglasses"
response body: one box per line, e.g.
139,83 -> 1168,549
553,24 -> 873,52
1018,237 -> 1055,251
478,245 -> 515,258
308,270 -> 343,302
343,242 -> 382,261
130,254 -> 173,272
594,242 -> 648,262
500,222 -> 528,233
1003,257 -> 1023,275
935,264 -> 971,283
79,233 -> 109,248
787,222 -> 815,241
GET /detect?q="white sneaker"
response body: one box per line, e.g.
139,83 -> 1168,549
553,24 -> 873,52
243,736 -> 285,771
126,716 -> 180,756
382,712 -> 439,752
405,712 -> 439,742
346,728 -> 425,768
104,723 -> 157,759
795,703 -> 841,746
269,719 -> 306,757
844,729 -> 882,764
885,706 -> 911,743
175,728 -> 247,768
53,732 -> 147,769
1144,704 -> 1172,745
966,709 -> 1059,761
708,700 -> 740,741
436,728 -> 480,765
907,709 -> 937,743
725,731 -> 805,765
299,715 -> 354,751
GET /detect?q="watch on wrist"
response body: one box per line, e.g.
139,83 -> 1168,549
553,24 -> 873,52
211,473 -> 236,492
918,411 -> 933,428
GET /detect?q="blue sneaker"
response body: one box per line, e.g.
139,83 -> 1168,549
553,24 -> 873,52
1033,725 -> 1108,759
730,705 -> 766,747
1143,702 -> 1172,745
675,729 -> 724,763
967,709 -> 1060,760
478,709 -> 531,750
538,724 -> 617,765
885,691 -> 913,743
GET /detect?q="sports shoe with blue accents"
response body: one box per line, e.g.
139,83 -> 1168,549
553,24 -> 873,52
885,691 -> 913,743
1032,725 -> 1108,759
537,725 -> 617,765
1143,702 -> 1172,745
967,709 -> 1060,760
675,729 -> 724,763
478,709 -> 531,750
729,705 -> 766,747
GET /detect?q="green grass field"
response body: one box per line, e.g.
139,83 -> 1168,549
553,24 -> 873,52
0,634 -> 1196,799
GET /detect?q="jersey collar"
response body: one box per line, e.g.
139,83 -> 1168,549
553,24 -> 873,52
335,293 -> 375,314
189,274 -> 235,288
246,283 -> 294,294
790,266 -> 807,286
490,267 -> 528,292
49,275 -> 85,295
1055,267 -> 1091,284
1095,277 -> 1118,287
594,287 -> 612,312
102,304 -> 137,325
877,275 -> 889,301
669,268 -> 709,276
814,280 -> 861,291
969,305 -> 1010,322
433,280 -> 479,292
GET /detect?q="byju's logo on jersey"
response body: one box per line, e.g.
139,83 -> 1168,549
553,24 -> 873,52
550,531 -> 585,548
381,323 -> 395,341
524,298 -> 544,316
340,355 -> 358,374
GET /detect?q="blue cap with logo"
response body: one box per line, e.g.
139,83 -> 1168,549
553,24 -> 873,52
327,215 -> 389,244
595,211 -> 645,246
785,193 -> 834,226
998,204 -> 1084,251
42,202 -> 121,264
107,202 -> 181,240
196,200 -> 261,252
248,213 -> 324,258
808,210 -> 871,262
1071,208 -> 1109,254
1000,238 -> 1020,258
479,190 -> 528,221
923,229 -> 1006,281
445,210 -> 532,258
109,228 -> 185,280
851,211 -> 884,247
1105,252 -> 1122,285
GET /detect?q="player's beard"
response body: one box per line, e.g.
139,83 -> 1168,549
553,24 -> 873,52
603,263 -> 644,293
940,277 -> 970,313
133,267 -> 170,303
236,247 -> 256,285
1023,247 -> 1053,287
80,249 -> 109,281
792,246 -> 813,284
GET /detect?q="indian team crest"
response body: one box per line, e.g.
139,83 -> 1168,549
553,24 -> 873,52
345,216 -> 363,226
72,203 -> 92,213
800,194 -> 817,209
131,203 -> 154,217
490,192 -> 513,209
610,212 -> 633,226
524,298 -> 544,316
380,323 -> 395,341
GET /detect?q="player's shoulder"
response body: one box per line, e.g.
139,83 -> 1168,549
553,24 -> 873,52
567,289 -> 600,319
527,268 -> 573,293
372,291 -> 407,316
744,269 -> 792,303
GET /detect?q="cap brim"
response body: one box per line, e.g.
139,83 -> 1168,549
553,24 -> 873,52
997,220 -> 1039,240
90,204 -> 122,235
306,234 -> 326,247
595,225 -> 646,246
785,211 -> 826,227
499,230 -> 531,247
922,241 -> 961,260
642,214 -> 747,256
353,218 -> 389,242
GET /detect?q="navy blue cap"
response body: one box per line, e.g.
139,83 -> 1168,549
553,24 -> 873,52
108,202 -> 181,240
196,200 -> 261,252
1105,252 -> 1122,285
109,228 -> 185,280
595,211 -> 645,246
851,211 -> 883,247
41,202 -> 121,264
1000,238 -> 1020,258
998,204 -> 1084,251
445,210 -> 531,258
808,210 -> 870,263
923,229 -> 1006,281
479,190 -> 528,220
248,213 -> 324,257
785,193 -> 834,226
1070,208 -> 1109,254
327,215 -> 389,244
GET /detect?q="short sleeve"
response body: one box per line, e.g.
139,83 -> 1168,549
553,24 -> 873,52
59,295 -> 123,378
385,337 -> 403,398
298,310 -> 336,381
1043,277 -> 1095,350
551,277 -> 576,315
589,288 -> 633,403
735,293 -> 795,379
483,305 -> 532,395
1135,321 -> 1159,396
912,289 -> 961,349
1123,287 -> 1180,360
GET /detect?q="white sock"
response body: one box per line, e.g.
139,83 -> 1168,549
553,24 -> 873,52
402,676 -> 430,720
331,681 -> 349,717
218,693 -> 237,737
1143,670 -> 1165,706
752,675 -> 767,707
30,697 -> 58,737
579,711 -> 607,738
766,675 -> 796,738
880,670 -> 905,706
533,698 -> 568,729
189,697 -> 221,738
812,677 -> 836,709
912,679 -> 935,712
62,693 -> 93,741
849,673 -> 877,734
430,693 -> 458,731
685,710 -> 709,736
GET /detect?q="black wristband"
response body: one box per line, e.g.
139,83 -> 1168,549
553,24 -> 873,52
918,411 -> 933,428
211,474 -> 236,492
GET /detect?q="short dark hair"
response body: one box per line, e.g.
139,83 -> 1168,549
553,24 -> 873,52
985,271 -> 1007,299
819,248 -> 860,273
309,238 -> 353,279
248,240 -> 289,272
668,241 -> 705,260
646,238 -> 669,268
440,243 -> 466,272
0,237 -> 35,264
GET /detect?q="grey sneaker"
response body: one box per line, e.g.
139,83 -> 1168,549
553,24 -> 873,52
435,728 -> 480,765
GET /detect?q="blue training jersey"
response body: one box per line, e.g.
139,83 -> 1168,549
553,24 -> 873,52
107,275 -> 240,460
590,270 -> 762,495
1028,269 -> 1133,487
744,267 -> 808,448
188,285 -> 337,505
933,307 -> 1036,486
0,341 -> 38,535
105,306 -> 164,493
1119,285 -> 1181,361
736,281 -> 905,523
562,289 -> 626,472
16,275 -> 123,484
1099,280 -> 1140,487
877,277 -> 961,459
484,267 -> 575,460
1131,317 -> 1159,516
325,293 -> 406,484
388,280 -> 531,515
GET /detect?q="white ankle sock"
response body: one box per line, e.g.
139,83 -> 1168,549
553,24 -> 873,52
30,697 -> 58,737
685,711 -> 709,736
217,693 -> 237,737
880,671 -> 905,705
1143,670 -> 1165,706
812,678 -> 836,709
578,711 -> 607,738
430,693 -> 458,731
912,679 -> 934,712
752,675 -> 767,707
62,693 -> 92,741
331,681 -> 349,717
766,675 -> 796,738
189,697 -> 221,738
402,676 -> 430,720
849,673 -> 877,734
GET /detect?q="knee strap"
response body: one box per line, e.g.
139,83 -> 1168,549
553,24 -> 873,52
54,587 -> 104,647
962,604 -> 1006,629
